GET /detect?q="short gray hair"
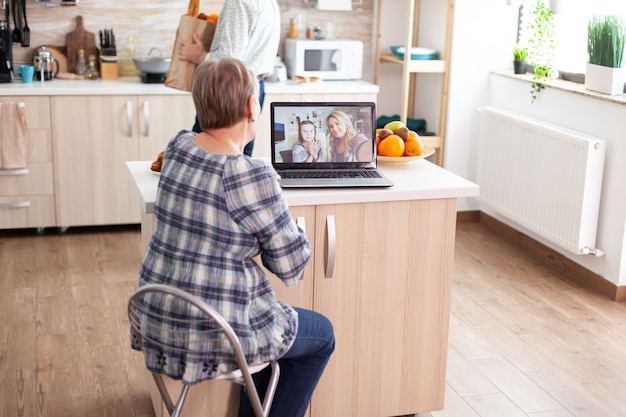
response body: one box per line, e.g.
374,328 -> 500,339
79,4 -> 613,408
191,57 -> 259,131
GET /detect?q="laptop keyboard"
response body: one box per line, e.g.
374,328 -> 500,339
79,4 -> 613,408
280,170 -> 383,179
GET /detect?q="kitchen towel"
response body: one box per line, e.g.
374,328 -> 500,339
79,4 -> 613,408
0,102 -> 28,170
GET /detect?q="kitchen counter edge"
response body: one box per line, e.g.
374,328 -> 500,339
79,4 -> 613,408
126,160 -> 479,214
0,79 -> 379,96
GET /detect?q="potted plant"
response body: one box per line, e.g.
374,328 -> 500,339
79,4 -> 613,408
513,43 -> 528,74
549,0 -> 564,14
585,15 -> 626,95
525,0 -> 557,101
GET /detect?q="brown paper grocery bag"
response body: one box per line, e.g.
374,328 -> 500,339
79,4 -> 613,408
165,7 -> 217,92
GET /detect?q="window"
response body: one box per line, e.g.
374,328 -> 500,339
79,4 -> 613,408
518,0 -> 626,76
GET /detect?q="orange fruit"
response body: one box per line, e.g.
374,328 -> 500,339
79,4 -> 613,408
376,133 -> 381,148
407,130 -> 420,141
404,131 -> 424,156
378,134 -> 405,157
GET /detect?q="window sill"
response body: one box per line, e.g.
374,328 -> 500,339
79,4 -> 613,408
491,70 -> 626,106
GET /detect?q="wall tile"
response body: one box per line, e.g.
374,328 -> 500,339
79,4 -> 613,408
12,0 -> 374,80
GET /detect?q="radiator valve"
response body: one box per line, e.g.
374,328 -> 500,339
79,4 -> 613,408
582,247 -> 605,257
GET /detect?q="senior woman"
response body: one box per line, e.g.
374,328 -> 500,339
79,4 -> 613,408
132,57 -> 334,417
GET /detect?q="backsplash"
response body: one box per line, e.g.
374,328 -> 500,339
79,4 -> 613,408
13,0 -> 374,80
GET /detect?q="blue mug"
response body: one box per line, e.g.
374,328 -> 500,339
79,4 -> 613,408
18,65 -> 35,83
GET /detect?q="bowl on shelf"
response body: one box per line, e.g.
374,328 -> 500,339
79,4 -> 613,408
390,46 -> 439,60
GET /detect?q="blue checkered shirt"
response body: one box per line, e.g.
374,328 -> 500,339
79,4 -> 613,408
133,130 -> 311,384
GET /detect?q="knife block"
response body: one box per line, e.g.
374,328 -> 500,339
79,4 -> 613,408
100,59 -> 118,80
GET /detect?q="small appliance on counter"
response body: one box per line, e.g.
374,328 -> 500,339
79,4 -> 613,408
33,46 -> 60,81
283,38 -> 363,81
0,2 -> 14,83
265,55 -> 287,82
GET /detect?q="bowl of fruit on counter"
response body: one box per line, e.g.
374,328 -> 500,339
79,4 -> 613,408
376,120 -> 434,165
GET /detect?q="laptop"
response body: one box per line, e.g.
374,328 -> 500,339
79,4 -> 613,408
270,101 -> 393,188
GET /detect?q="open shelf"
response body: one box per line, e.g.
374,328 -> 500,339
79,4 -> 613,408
378,53 -> 447,73
374,0 -> 454,166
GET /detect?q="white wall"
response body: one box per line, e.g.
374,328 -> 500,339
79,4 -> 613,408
377,0 -> 626,286
376,0 -> 519,212
446,0 -> 520,211
487,75 -> 626,286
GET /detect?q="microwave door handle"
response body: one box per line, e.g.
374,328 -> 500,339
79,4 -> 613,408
330,50 -> 341,70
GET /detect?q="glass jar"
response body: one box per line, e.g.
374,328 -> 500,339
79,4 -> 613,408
85,55 -> 99,80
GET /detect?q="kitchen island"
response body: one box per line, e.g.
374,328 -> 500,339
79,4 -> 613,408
126,158 -> 478,417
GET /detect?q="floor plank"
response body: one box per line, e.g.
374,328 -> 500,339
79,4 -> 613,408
2,222 -> 626,417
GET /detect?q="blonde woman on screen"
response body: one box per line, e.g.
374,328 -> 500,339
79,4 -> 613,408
326,110 -> 369,162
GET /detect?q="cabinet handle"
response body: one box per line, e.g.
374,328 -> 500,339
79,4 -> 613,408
0,201 -> 30,209
296,216 -> 306,234
142,100 -> 150,137
0,168 -> 28,176
325,215 -> 336,278
126,100 -> 133,137
296,216 -> 307,280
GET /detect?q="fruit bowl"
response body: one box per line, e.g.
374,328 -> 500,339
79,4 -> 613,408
377,146 -> 435,165
390,46 -> 439,60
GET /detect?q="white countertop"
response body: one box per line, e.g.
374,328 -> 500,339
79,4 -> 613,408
126,159 -> 478,214
0,78 -> 378,96
0,77 -> 190,96
264,80 -> 379,95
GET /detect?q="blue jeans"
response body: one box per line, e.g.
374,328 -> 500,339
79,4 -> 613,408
238,308 -> 335,417
192,79 -> 265,157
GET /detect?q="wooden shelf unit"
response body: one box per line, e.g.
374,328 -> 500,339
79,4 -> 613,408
374,0 -> 455,166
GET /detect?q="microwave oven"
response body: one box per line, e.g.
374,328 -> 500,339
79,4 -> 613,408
283,39 -> 363,80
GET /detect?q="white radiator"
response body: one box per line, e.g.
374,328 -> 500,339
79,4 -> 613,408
476,106 -> 606,255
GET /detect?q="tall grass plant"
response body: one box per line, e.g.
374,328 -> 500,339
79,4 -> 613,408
587,15 -> 626,68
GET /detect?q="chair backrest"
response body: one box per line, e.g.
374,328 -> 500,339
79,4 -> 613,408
128,283 -> 275,417
128,284 -> 247,367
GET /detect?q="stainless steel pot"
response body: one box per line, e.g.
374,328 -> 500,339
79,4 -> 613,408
133,47 -> 171,74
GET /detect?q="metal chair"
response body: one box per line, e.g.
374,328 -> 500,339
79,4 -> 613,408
128,283 -> 280,417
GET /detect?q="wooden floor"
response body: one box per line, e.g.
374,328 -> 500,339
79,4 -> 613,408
2,222 -> 626,417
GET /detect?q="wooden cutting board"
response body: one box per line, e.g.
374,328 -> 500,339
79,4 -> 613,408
65,16 -> 98,73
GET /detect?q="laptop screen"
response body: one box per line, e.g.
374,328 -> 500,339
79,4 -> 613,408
270,102 -> 377,169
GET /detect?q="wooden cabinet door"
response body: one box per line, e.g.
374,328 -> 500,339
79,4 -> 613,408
52,96 -> 140,227
311,199 -> 457,417
265,206 -> 316,310
0,96 -> 56,229
137,95 -> 195,161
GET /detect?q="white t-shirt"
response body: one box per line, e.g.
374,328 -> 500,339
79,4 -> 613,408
206,0 -> 281,78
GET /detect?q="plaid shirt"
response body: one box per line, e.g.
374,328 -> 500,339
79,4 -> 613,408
133,131 -> 311,384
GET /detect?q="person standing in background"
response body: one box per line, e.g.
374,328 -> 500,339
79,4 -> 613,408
177,0 -> 281,157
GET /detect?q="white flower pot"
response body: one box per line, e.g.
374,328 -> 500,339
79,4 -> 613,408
585,63 -> 625,95
549,0 -> 565,14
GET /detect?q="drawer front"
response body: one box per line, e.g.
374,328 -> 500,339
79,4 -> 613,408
0,195 -> 56,229
0,163 -> 54,196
